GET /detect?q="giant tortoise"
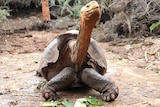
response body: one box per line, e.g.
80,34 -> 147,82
37,1 -> 119,102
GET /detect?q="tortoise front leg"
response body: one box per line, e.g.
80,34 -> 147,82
41,67 -> 76,100
81,68 -> 119,102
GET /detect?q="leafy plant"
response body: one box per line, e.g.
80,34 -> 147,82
69,4 -> 81,18
42,99 -> 74,107
0,7 -> 10,22
49,0 -> 90,18
150,20 -> 160,32
0,0 -> 11,21
42,96 -> 104,107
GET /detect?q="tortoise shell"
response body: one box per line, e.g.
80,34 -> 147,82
37,30 -> 107,81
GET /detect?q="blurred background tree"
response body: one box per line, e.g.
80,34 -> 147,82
42,0 -> 51,22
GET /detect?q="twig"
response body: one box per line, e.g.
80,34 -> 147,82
144,51 -> 148,62
146,62 -> 153,69
144,47 -> 160,62
147,47 -> 160,55
139,0 -> 153,18
122,12 -> 132,37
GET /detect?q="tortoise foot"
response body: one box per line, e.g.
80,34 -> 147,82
41,87 -> 60,101
36,70 -> 42,77
101,84 -> 119,102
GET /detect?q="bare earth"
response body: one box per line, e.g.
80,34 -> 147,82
0,30 -> 160,107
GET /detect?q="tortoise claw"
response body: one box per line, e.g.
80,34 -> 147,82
36,69 -> 42,77
101,84 -> 119,102
41,87 -> 60,101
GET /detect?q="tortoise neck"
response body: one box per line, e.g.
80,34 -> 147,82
74,18 -> 94,71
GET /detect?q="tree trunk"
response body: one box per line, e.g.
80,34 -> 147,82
42,0 -> 50,22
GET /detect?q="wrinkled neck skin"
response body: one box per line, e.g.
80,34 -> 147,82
72,17 -> 95,71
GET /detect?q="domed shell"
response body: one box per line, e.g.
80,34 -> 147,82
37,30 -> 107,79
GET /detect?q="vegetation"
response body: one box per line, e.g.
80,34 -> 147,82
0,0 -> 11,22
0,0 -> 111,19
98,0 -> 160,42
49,0 -> 112,18
0,7 -> 10,22
49,0 -> 89,18
0,0 -> 113,19
42,96 -> 104,107
0,0 -> 160,38
150,20 -> 160,32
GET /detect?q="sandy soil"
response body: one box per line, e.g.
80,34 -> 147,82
0,30 -> 160,107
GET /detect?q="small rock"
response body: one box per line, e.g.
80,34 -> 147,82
17,68 -> 22,70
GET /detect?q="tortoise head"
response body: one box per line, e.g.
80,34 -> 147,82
80,1 -> 101,28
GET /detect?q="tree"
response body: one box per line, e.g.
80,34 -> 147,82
42,0 -> 50,22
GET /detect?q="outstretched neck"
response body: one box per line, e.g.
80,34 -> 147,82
71,1 -> 101,71
73,18 -> 94,71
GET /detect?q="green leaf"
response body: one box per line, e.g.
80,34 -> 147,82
42,101 -> 57,107
74,96 -> 105,107
74,101 -> 87,107
87,96 -> 105,106
74,98 -> 88,107
62,100 -> 74,107
150,20 -> 160,32
42,100 -> 62,107
76,98 -> 88,102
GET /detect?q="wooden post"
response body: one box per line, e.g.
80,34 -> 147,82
42,0 -> 51,22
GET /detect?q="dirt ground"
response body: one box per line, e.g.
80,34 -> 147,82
0,19 -> 160,106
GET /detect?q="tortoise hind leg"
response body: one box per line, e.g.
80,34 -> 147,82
81,68 -> 119,102
41,67 -> 76,100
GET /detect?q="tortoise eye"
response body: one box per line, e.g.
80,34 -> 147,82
86,5 -> 90,8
